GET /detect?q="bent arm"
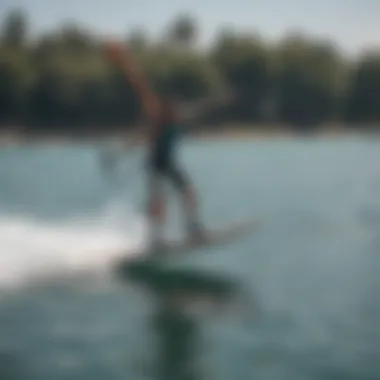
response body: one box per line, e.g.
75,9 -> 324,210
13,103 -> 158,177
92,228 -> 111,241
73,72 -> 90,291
180,90 -> 234,122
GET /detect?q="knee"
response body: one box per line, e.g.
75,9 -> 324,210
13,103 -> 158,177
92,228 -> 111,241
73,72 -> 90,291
171,170 -> 190,193
147,195 -> 165,218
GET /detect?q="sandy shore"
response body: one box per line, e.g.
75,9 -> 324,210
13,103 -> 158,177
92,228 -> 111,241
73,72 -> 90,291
0,125 -> 377,146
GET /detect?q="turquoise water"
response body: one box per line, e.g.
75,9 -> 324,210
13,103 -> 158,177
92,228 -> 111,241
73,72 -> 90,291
0,137 -> 379,379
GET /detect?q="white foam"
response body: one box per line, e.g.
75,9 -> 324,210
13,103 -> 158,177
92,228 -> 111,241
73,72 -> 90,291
0,198 -> 147,289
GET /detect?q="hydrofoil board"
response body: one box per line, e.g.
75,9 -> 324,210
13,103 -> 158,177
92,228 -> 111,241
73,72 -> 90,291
122,219 -> 258,263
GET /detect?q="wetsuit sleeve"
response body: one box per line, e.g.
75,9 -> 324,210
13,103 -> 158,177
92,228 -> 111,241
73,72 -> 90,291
178,103 -> 198,123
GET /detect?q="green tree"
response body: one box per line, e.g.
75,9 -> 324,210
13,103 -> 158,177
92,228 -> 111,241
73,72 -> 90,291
165,14 -> 199,49
127,28 -> 149,53
0,49 -> 33,125
275,34 -> 344,128
160,57 -> 222,100
345,53 -> 380,124
0,12 -> 379,133
212,31 -> 271,122
0,9 -> 28,48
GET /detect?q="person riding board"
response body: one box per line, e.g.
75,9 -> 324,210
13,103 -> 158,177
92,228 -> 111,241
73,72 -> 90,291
104,41 -> 232,251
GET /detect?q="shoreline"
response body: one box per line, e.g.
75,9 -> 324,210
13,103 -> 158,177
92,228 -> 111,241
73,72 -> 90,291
0,125 -> 378,146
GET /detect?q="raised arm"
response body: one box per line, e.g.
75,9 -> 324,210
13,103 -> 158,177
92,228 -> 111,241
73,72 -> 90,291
104,40 -> 160,123
180,90 -> 234,122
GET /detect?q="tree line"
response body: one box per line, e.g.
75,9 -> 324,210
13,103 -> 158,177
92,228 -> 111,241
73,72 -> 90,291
1,9 -> 379,134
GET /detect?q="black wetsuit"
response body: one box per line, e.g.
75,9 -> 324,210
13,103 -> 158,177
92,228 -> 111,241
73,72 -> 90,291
147,122 -> 187,190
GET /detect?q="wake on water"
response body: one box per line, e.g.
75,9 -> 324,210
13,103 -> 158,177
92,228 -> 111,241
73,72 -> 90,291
0,198 -> 147,290
0,143 -> 151,290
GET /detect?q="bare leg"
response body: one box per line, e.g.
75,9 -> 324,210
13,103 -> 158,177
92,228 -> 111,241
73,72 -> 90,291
146,174 -> 166,250
182,185 -> 201,233
170,168 -> 205,242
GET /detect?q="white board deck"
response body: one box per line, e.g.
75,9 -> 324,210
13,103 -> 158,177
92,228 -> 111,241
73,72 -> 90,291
122,219 -> 258,262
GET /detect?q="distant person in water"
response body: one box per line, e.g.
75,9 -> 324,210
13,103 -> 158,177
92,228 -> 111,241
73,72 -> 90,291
105,41 -> 232,250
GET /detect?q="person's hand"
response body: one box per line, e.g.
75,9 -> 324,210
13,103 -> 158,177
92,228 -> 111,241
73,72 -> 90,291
219,88 -> 236,104
104,40 -> 135,67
